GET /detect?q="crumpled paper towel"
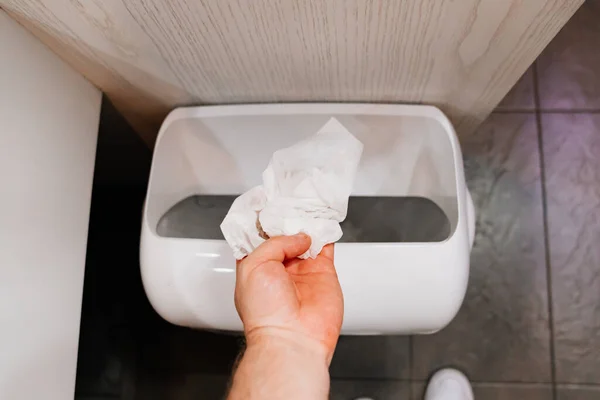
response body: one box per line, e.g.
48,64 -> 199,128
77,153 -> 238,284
220,117 -> 364,259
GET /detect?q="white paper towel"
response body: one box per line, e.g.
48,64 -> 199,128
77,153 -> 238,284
220,117 -> 364,259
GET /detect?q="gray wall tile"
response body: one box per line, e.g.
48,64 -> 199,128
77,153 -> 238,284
412,114 -> 551,382
94,96 -> 152,186
331,379 -> 409,400
537,1 -> 600,110
330,335 -> 410,379
542,113 -> 600,384
75,397 -> 119,400
495,66 -> 536,112
135,372 -> 229,400
558,385 -> 600,400
136,327 -> 242,375
412,382 -> 552,400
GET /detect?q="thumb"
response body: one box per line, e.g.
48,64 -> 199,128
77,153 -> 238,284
237,233 -> 311,275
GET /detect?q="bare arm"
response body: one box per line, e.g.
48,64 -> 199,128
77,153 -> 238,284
229,331 -> 329,400
227,235 -> 343,400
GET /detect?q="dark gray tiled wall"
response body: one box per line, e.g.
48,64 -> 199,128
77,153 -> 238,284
542,114 -> 600,384
330,380 -> 410,400
537,0 -> 600,111
412,114 -> 551,383
557,385 -> 600,400
411,383 -> 553,400
330,336 -> 410,379
495,67 -> 536,112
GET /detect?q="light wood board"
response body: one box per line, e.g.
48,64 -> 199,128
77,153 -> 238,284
1,0 -> 583,145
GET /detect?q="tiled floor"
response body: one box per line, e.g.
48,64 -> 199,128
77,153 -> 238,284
76,2 -> 600,399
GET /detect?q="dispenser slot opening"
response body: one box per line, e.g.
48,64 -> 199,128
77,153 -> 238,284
156,195 -> 450,243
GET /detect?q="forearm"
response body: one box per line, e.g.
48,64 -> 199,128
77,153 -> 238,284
228,332 -> 330,400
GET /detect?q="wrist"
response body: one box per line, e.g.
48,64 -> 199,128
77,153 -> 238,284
245,327 -> 331,365
228,328 -> 330,400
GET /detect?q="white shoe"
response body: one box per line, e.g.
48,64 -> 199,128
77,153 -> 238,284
424,368 -> 474,400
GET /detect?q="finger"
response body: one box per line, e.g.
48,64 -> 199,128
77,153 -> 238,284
320,243 -> 335,262
285,243 -> 336,275
238,233 -> 311,274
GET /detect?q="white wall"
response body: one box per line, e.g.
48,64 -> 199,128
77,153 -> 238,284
0,11 -> 101,400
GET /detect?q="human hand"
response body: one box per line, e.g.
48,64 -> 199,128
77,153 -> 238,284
234,234 -> 343,363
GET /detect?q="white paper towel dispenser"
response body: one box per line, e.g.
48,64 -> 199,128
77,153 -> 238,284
140,103 -> 475,335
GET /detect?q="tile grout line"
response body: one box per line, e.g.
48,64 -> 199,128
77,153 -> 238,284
493,109 -> 537,114
555,382 -> 600,388
537,109 -> 600,114
532,61 -> 558,400
331,377 -> 563,385
493,109 -> 600,115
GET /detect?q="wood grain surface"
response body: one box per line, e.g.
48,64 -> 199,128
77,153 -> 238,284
0,0 -> 583,145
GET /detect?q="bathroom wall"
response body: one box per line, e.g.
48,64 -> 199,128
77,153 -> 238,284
0,0 -> 583,145
0,10 -> 101,400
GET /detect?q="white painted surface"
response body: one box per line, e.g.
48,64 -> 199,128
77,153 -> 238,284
0,11 -> 101,400
140,104 -> 475,335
